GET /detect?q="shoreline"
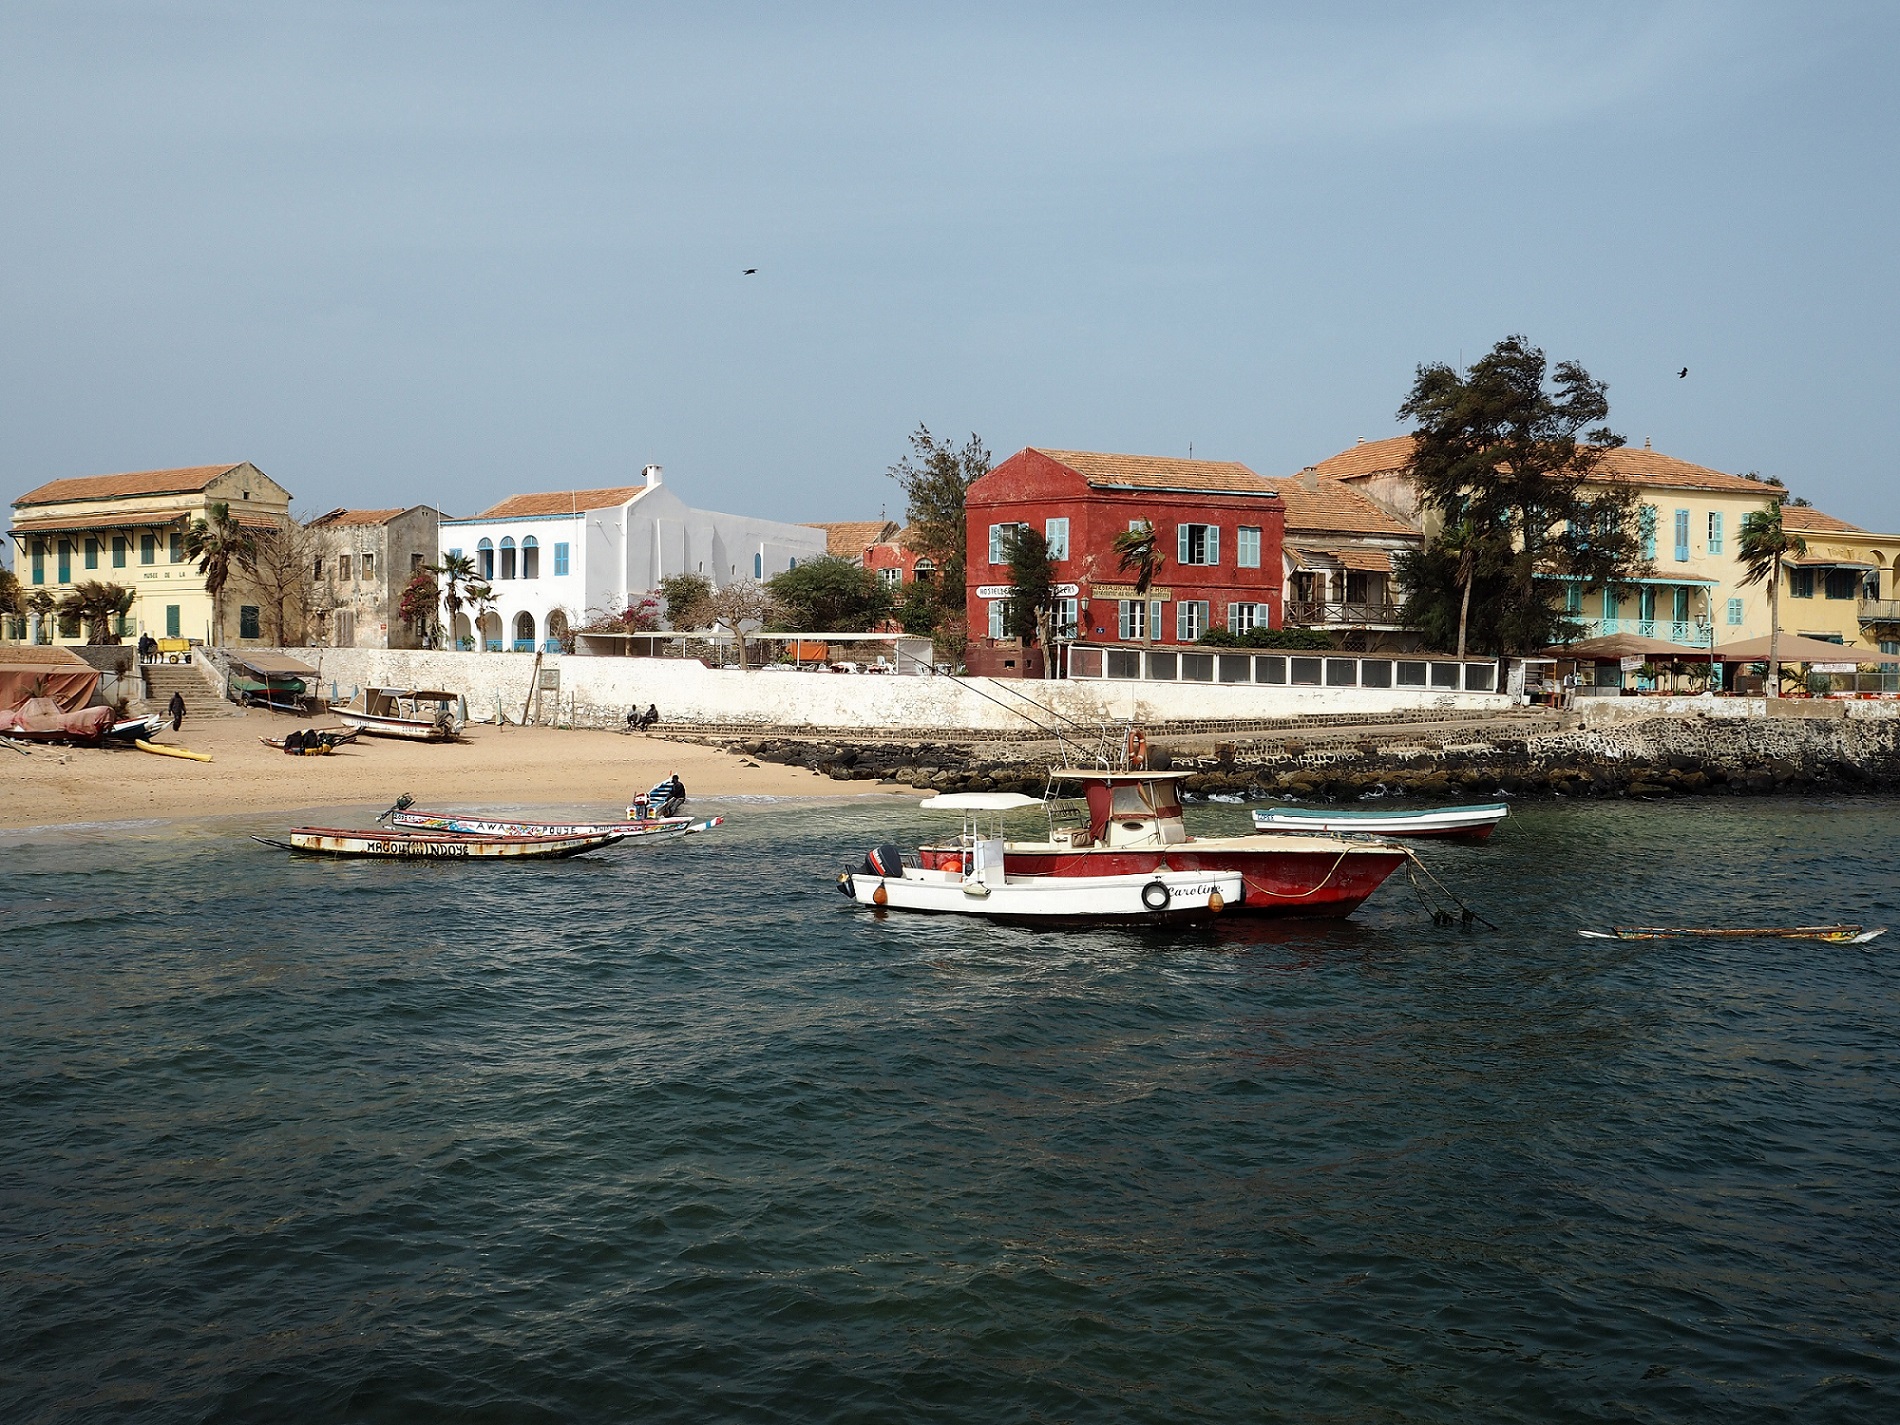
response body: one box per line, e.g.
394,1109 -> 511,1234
0,710 -> 925,833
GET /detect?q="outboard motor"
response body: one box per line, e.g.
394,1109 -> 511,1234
862,844 -> 905,878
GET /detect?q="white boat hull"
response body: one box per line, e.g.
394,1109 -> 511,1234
391,810 -> 721,839
1251,803 -> 1507,840
843,865 -> 1245,925
335,711 -> 454,742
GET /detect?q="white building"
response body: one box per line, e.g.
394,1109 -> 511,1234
437,465 -> 827,650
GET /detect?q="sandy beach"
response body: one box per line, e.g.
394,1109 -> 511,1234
0,710 -> 902,831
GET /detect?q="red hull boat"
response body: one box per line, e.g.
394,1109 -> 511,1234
921,768 -> 1407,919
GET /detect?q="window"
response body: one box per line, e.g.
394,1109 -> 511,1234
754,552 -> 763,579
1228,602 -> 1263,635
1118,599 -> 1147,640
411,552 -> 424,572
239,605 -> 261,639
1564,583 -> 1582,614
56,541 -> 71,583
169,532 -> 184,563
1176,600 -> 1210,641
141,534 -> 156,565
1181,652 -> 1214,682
1708,512 -> 1725,555
1325,658 -> 1357,687
1603,589 -> 1620,619
1177,523 -> 1219,565
988,600 -> 1005,639
1789,568 -> 1815,599
988,522 -> 1027,565
1639,587 -> 1656,622
1044,518 -> 1069,561
477,538 -> 495,581
1639,505 -> 1656,560
30,541 -> 44,584
521,537 -> 537,579
85,538 -> 99,570
553,542 -> 570,577
788,557 -> 797,570
361,553 -> 375,581
1727,597 -> 1745,625
338,555 -> 352,582
1824,569 -> 1858,600
1672,587 -> 1690,623
447,547 -> 462,560
879,567 -> 903,588
499,537 -> 516,581
112,537 -> 127,568
1673,508 -> 1690,561
1219,654 -> 1251,683
1237,526 -> 1261,568
165,604 -> 180,637
912,558 -> 934,583
314,557 -> 324,580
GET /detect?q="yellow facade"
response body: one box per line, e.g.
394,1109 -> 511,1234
7,463 -> 292,647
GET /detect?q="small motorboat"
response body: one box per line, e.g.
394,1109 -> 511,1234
335,687 -> 466,741
389,809 -> 723,839
1251,802 -> 1508,841
254,826 -> 623,859
839,793 -> 1245,925
108,713 -> 168,743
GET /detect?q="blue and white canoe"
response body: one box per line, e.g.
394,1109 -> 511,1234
1251,802 -> 1507,841
390,809 -> 723,840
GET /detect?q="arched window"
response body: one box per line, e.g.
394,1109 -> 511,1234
521,536 -> 539,580
499,537 -> 517,581
513,611 -> 535,650
913,557 -> 935,583
476,538 -> 495,582
753,552 -> 763,579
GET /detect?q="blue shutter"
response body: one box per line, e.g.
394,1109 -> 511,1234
1177,524 -> 1190,564
1673,509 -> 1690,561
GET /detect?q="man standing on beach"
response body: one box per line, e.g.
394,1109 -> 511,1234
167,691 -> 185,731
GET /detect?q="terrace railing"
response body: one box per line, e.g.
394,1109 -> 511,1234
1859,599 -> 1900,624
1284,600 -> 1407,627
1574,617 -> 1713,648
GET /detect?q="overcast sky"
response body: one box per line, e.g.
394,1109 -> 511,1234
4,1 -> 1898,539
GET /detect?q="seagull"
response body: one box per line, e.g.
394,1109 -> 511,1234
1678,367 -> 1688,378
743,268 -> 757,275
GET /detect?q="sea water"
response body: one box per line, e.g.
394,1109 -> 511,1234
3,797 -> 1898,1423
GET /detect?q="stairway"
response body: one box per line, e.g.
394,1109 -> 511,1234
141,662 -> 233,720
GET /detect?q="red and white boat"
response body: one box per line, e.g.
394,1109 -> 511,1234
920,768 -> 1408,919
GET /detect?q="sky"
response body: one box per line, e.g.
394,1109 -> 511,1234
4,1 -> 1899,544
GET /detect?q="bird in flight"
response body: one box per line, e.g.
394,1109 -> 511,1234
1678,367 -> 1688,378
743,268 -> 757,275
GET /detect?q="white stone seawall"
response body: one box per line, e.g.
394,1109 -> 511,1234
280,648 -> 1515,732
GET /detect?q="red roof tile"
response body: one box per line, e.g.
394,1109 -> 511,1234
1031,449 -> 1277,495
1780,505 -> 1863,534
1259,477 -> 1418,538
13,464 -> 246,506
308,507 -> 410,527
803,520 -> 900,557
1309,436 -> 1788,496
474,487 -> 644,519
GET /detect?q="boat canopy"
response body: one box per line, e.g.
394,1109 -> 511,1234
919,793 -> 1043,811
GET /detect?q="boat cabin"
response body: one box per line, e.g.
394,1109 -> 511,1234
1050,770 -> 1191,849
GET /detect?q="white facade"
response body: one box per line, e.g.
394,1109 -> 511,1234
437,466 -> 827,650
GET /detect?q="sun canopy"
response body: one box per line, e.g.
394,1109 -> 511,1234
917,793 -> 1044,812
1713,634 -> 1900,665
1541,634 -> 1714,661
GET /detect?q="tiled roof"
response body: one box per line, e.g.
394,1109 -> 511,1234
803,520 -> 900,557
1032,449 -> 1277,495
1259,477 -> 1418,538
308,507 -> 410,527
1781,505 -> 1863,534
1310,436 -> 1785,496
474,487 -> 644,519
13,464 -> 245,507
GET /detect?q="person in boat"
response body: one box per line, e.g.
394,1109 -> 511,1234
651,772 -> 686,817
167,690 -> 186,731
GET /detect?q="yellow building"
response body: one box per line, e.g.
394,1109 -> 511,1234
1313,438 -> 1899,654
7,463 -> 292,646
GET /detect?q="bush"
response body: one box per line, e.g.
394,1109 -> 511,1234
1198,626 -> 1333,650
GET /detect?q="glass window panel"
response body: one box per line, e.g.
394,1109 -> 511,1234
1465,663 -> 1496,691
1107,649 -> 1142,679
1146,651 -> 1177,680
1325,658 -> 1357,686
1430,662 -> 1461,688
1360,659 -> 1392,688
1218,654 -> 1251,683
1256,655 -> 1286,684
1181,652 -> 1214,682
1290,656 -> 1322,686
1396,660 -> 1428,686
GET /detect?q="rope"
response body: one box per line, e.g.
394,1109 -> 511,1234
1242,846 -> 1355,899
1400,848 -> 1495,929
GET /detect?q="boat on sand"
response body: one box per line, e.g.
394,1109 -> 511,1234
335,688 -> 466,742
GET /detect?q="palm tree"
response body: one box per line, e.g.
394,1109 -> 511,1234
183,503 -> 258,645
1111,521 -> 1164,642
465,581 -> 497,652
1435,516 -> 1488,659
1737,501 -> 1805,698
429,552 -> 477,650
56,582 -> 136,643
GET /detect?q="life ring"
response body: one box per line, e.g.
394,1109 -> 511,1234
1140,880 -> 1171,910
1127,728 -> 1148,769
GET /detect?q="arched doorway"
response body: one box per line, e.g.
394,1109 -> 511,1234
453,612 -> 474,651
546,608 -> 570,653
513,611 -> 535,652
478,611 -> 503,652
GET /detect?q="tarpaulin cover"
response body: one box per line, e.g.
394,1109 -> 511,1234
0,697 -> 115,740
0,648 -> 100,712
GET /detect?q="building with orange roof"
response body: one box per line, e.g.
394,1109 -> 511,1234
435,465 -> 825,651
7,462 -> 291,646
307,505 -> 443,649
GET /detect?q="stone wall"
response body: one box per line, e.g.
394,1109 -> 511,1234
259,646 -> 1515,733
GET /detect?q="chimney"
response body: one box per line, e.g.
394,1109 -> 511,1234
1355,436 -> 1364,445
643,464 -> 663,488
1299,466 -> 1319,491
1643,437 -> 1651,449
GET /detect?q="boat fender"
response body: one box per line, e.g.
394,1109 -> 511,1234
872,882 -> 888,906
836,872 -> 856,897
864,844 -> 905,877
1140,880 -> 1171,911
1208,891 -> 1223,914
961,882 -> 990,898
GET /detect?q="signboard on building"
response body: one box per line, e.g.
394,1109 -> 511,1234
1087,584 -> 1170,601
975,583 -> 1080,599
1810,661 -> 1856,673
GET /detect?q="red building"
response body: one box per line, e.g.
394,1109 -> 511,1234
964,448 -> 1286,674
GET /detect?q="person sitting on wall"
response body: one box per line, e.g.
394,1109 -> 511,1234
626,706 -> 643,729
640,704 -> 661,730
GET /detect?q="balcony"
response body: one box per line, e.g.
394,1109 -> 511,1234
1284,600 -> 1407,628
1572,617 -> 1713,647
1860,599 -> 1900,625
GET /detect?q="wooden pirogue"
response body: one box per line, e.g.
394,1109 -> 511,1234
1581,924 -> 1886,945
254,827 -> 623,859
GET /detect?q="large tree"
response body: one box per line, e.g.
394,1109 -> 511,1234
887,424 -> 989,645
1398,335 -> 1648,654
767,556 -> 891,633
56,582 -> 136,643
708,578 -> 779,670
1736,500 -> 1805,698
658,572 -> 714,631
183,503 -> 260,645
243,520 -> 317,645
